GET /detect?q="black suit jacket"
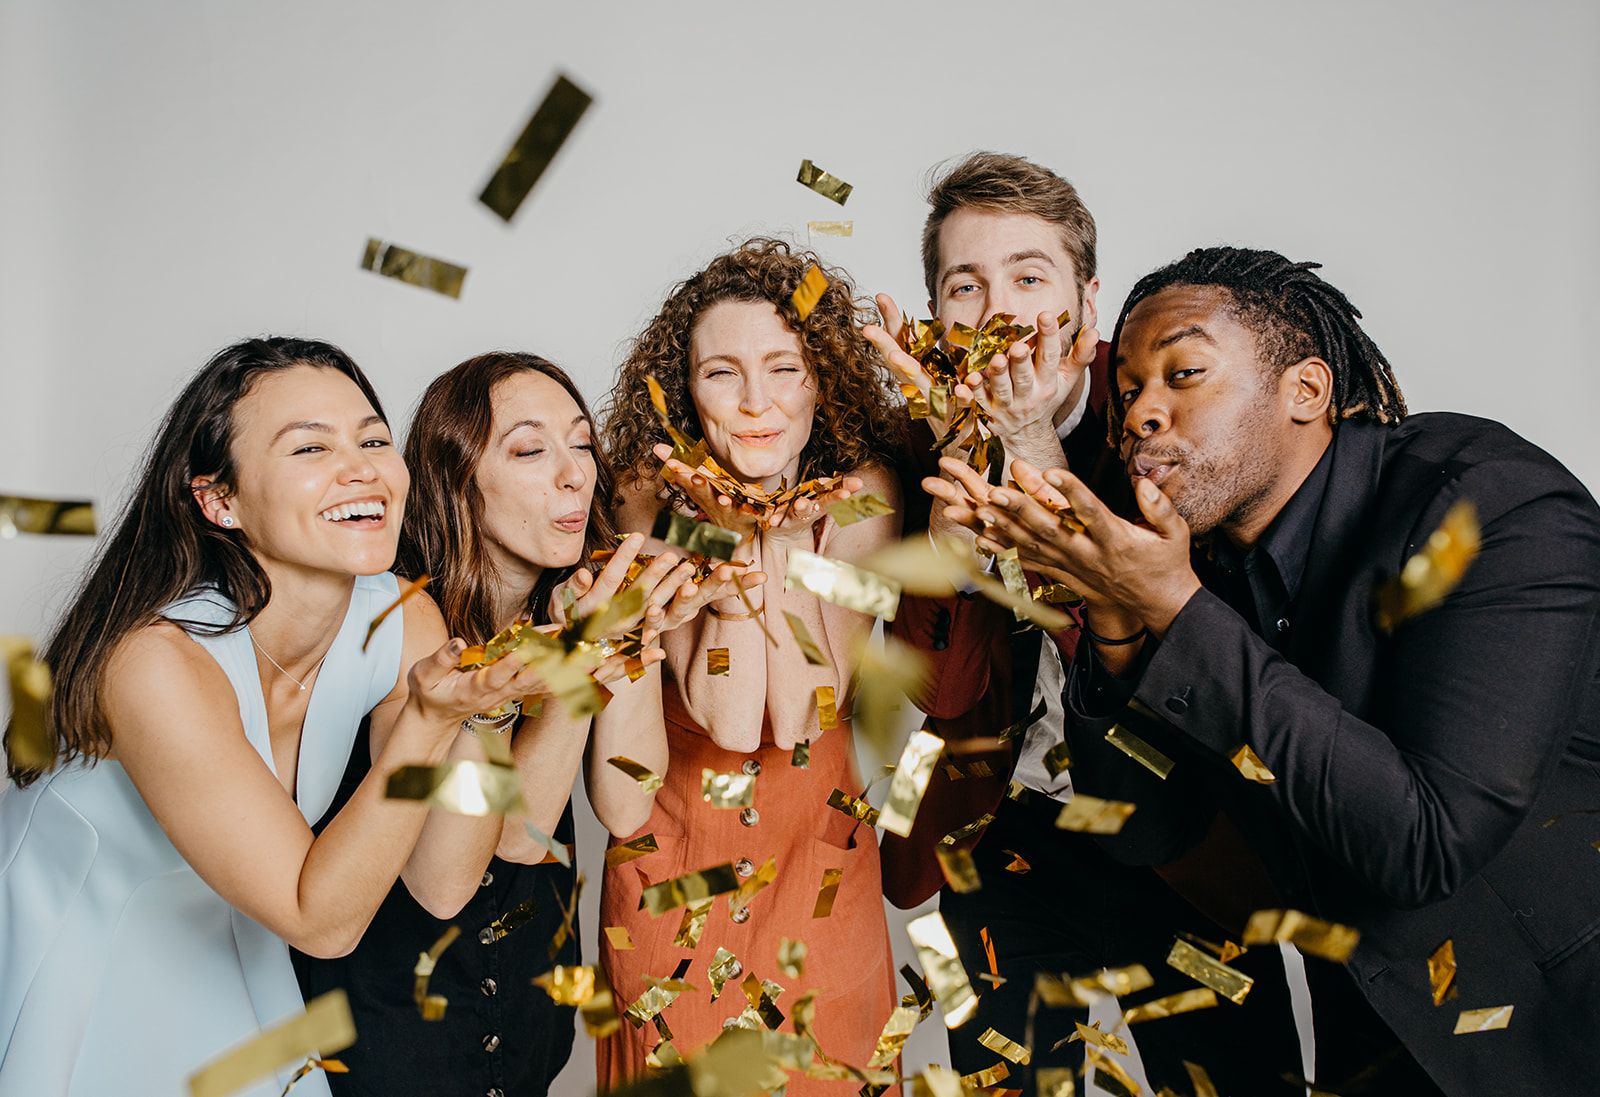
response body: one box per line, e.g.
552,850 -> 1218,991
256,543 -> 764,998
1066,413 -> 1600,1094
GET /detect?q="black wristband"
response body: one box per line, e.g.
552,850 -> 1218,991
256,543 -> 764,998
1084,622 -> 1149,646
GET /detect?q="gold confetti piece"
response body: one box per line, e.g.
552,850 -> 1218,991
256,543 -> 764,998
363,574 -> 429,651
997,698 -> 1049,742
1166,938 -> 1254,1004
522,821 -> 572,867
1055,794 -> 1137,834
1429,940 -> 1458,1005
672,898 -> 712,948
651,509 -> 740,562
1034,583 -> 1083,605
1122,988 -> 1218,1024
779,937 -> 807,979
808,220 -> 853,238
880,728 -> 946,837
785,547 -> 901,621
812,867 -> 845,918
606,832 -> 660,867
1041,739 -> 1072,779
1105,724 -> 1175,780
360,237 -> 467,299
1036,1067 -> 1076,1097
815,684 -> 840,730
1243,908 -> 1361,963
580,966 -> 621,1038
791,264 -> 829,322
867,1005 -> 918,1068
607,755 -> 665,792
978,1027 -> 1032,1065
1002,850 -> 1031,874
479,73 -> 593,222
1071,1021 -> 1130,1055
826,788 -> 879,827
385,761 -> 526,816
701,767 -> 756,808
1228,743 -> 1277,784
995,548 -> 1032,623
412,926 -> 460,1020
1087,1048 -> 1140,1097
731,855 -> 778,914
533,964 -> 597,1006
1006,779 -> 1030,803
604,926 -> 635,951
778,610 -> 832,668
980,926 -> 999,978
1374,498 -> 1481,631
1066,965 -> 1156,1006
0,494 -> 95,537
796,158 -> 853,205
707,648 -> 730,676
901,963 -> 934,1021
642,861 -> 740,917
188,989 -> 356,1097
907,911 -> 978,1028
1184,1060 -> 1220,1097
939,812 -> 994,846
960,1062 -> 1010,1089
548,873 -> 584,960
279,1057 -> 347,1097
935,846 -> 981,893
739,972 -> 786,1029
791,739 -> 811,768
827,492 -> 896,528
1454,1005 -> 1513,1033
969,573 -> 1075,631
708,947 -> 741,1001
850,636 -> 932,763
2,636 -> 54,773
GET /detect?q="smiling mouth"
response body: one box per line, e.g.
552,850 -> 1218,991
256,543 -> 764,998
319,499 -> 387,525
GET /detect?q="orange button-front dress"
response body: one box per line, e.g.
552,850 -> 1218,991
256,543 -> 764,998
596,685 -> 896,1090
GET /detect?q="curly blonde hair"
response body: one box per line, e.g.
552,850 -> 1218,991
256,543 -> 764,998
600,238 -> 903,493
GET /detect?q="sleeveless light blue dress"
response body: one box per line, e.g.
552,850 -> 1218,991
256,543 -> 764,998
0,573 -> 402,1097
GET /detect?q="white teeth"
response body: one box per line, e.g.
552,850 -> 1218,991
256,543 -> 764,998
320,500 -> 385,522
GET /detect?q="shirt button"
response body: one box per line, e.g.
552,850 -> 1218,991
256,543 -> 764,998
734,858 -> 755,877
481,977 -> 498,996
742,759 -> 762,777
483,1034 -> 500,1053
480,871 -> 494,888
739,807 -> 759,827
478,928 -> 496,945
488,1090 -> 505,1097
731,905 -> 751,924
1276,617 -> 1291,632
727,959 -> 743,978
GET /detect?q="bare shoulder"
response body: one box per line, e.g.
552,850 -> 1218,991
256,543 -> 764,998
849,461 -> 903,505
101,621 -> 242,752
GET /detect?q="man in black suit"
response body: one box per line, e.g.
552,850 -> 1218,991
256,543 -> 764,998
931,246 -> 1600,1094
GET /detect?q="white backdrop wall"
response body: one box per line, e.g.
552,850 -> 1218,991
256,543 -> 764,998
2,0 -> 1596,1088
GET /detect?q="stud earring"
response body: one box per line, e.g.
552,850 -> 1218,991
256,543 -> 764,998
221,516 -> 235,527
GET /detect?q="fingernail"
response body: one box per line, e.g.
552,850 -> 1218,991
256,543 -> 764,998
448,639 -> 465,655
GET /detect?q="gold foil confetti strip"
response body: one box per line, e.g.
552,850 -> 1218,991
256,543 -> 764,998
1086,1048 -> 1139,1097
935,846 -> 981,893
707,648 -> 730,676
1122,988 -> 1218,1024
652,509 -> 740,562
850,635 -> 932,762
901,963 -> 935,1021
2,636 -> 54,772
911,1067 -> 966,1097
1002,850 -> 1031,874
980,927 -> 999,978
1374,498 -> 1481,631
701,767 -> 756,808
785,547 -> 901,621
672,899 -> 713,948
605,926 -> 636,950
608,755 -> 665,792
880,728 -> 946,837
1454,1005 -> 1513,1033
547,873 -> 584,960
1243,908 -> 1360,963
1184,1060 -> 1220,1097
644,1040 -> 682,1069
781,611 -> 831,667
279,1057 -> 347,1096
792,739 -> 811,768
642,862 -> 740,917
708,947 -> 741,1001
731,855 -> 778,913
363,574 -> 429,651
1228,743 -> 1277,784
360,238 -> 467,299
939,812 -> 994,846
580,966 -> 621,1038
522,821 -> 572,867
645,374 -> 710,469
812,867 -> 844,918
1070,1020 -> 1129,1054
1166,938 -> 1254,1004
479,73 -> 593,222
1429,940 -> 1458,1005
906,911 -> 978,1028
796,159 -> 853,205
997,698 -> 1049,742
0,494 -> 95,537
606,832 -> 660,867
867,1005 -> 918,1068
759,1029 -> 816,1072
1034,583 -> 1083,605
808,220 -> 853,238
412,926 -> 460,1020
1036,1067 -> 1076,1097
970,573 -> 1074,631
1042,740 -> 1072,779
826,492 -> 896,528
1006,780 -> 1030,803
815,685 -> 839,730
791,264 -> 829,322
996,548 -> 1031,622
1055,794 -> 1137,834
624,656 -> 648,681
1105,724 -> 1175,779
779,937 -> 807,979
739,972 -> 786,1029
1067,964 -> 1155,1005
960,1062 -> 1010,1089
533,964 -> 597,1006
978,1027 -> 1032,1065
385,761 -> 526,816
187,989 -> 356,1097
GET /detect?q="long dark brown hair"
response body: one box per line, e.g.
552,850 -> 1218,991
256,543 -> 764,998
6,338 -> 388,786
600,237 -> 904,494
396,352 -> 618,644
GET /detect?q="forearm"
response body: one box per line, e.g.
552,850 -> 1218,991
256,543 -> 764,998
495,705 -> 591,860
584,667 -> 668,836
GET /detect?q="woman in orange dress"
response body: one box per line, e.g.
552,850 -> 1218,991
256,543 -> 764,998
596,239 -> 906,1084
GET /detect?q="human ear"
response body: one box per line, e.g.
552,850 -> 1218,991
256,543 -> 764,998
1079,276 -> 1101,330
190,475 -> 235,529
1283,357 -> 1333,424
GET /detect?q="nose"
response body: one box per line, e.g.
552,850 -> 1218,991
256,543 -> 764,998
555,443 -> 589,491
1120,388 -> 1168,450
737,373 -> 773,416
339,444 -> 379,483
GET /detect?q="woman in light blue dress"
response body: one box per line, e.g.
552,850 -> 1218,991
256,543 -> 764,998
0,337 -> 543,1097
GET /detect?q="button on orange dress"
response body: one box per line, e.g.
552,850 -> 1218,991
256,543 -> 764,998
597,685 -> 895,1088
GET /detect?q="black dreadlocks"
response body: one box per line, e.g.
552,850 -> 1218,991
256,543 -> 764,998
1107,247 -> 1408,441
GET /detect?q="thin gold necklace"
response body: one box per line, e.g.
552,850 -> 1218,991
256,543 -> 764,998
248,628 -> 328,692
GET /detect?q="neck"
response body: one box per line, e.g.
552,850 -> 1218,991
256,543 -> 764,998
248,561 -> 356,670
485,551 -> 544,631
1220,431 -> 1332,550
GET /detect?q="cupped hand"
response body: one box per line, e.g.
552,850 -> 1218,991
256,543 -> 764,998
654,445 -> 761,539
763,475 -> 864,553
863,294 -> 957,439
642,562 -> 769,642
406,637 -> 552,728
964,311 -> 1099,452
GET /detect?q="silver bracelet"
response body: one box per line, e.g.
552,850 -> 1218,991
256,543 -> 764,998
462,700 -> 521,736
